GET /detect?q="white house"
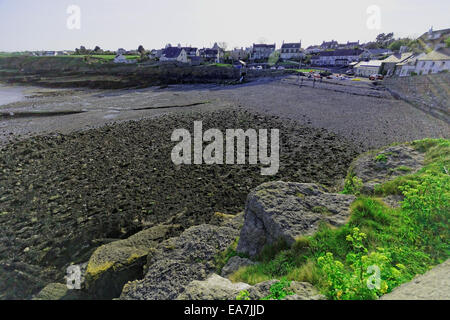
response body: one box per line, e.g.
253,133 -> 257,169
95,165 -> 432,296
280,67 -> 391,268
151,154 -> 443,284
280,42 -> 303,61
311,49 -> 366,66
113,54 -> 136,64
354,60 -> 383,77
414,48 -> 450,75
159,47 -> 189,63
251,44 -> 276,61
394,53 -> 425,77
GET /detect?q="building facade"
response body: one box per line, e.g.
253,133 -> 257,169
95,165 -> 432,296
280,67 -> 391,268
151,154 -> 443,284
280,42 -> 303,61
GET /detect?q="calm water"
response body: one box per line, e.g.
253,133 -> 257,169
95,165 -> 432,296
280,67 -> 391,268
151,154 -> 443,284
0,85 -> 25,106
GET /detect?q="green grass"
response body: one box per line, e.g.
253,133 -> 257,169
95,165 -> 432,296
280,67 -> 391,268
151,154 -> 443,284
227,138 -> 449,300
294,69 -> 323,73
208,63 -> 232,68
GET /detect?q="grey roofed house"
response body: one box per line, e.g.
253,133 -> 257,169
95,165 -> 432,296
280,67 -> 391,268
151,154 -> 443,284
368,48 -> 393,56
161,47 -> 183,58
181,47 -> 198,57
281,43 -> 301,49
253,44 -> 276,49
318,49 -> 364,57
320,40 -> 338,49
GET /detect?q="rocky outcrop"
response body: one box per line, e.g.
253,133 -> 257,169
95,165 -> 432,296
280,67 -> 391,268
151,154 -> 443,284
177,274 -> 251,300
119,224 -> 240,300
176,275 -> 325,300
85,224 -> 180,299
237,182 -> 355,258
221,256 -> 255,278
32,283 -> 87,300
350,144 -> 425,194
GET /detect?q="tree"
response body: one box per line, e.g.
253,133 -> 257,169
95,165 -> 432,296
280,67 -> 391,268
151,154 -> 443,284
218,42 -> 228,51
79,46 -> 87,54
93,46 -> 102,53
376,33 -> 394,47
138,45 -> 146,54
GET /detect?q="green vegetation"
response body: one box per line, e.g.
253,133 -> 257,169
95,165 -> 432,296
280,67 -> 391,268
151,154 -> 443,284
236,290 -> 251,300
374,153 -> 388,163
261,278 -> 294,300
445,37 -> 450,48
209,63 -> 232,68
295,69 -> 322,74
229,138 -> 449,300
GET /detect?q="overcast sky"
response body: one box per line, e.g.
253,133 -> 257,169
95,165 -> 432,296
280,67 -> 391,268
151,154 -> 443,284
0,0 -> 449,51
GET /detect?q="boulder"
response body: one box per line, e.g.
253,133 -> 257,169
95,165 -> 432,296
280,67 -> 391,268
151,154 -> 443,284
351,144 -> 425,194
221,256 -> 255,278
237,182 -> 355,257
176,274 -> 250,300
175,276 -> 325,300
120,224 -> 240,300
85,224 -> 180,299
32,283 -> 87,300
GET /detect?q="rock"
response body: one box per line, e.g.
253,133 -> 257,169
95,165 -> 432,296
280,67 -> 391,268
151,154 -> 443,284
176,275 -> 325,301
32,283 -> 87,300
210,211 -> 245,230
351,144 -> 425,194
221,256 -> 255,278
85,224 -> 180,299
237,182 -> 355,257
120,224 -> 240,300
176,274 -> 250,300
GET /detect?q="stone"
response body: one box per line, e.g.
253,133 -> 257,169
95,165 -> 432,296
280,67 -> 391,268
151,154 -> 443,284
85,224 -> 180,299
221,256 -> 255,278
120,224 -> 240,300
32,283 -> 87,300
237,181 -> 355,257
176,274 -> 250,300
350,144 -> 425,194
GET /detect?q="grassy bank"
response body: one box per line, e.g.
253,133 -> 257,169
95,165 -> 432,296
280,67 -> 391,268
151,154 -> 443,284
224,138 -> 449,300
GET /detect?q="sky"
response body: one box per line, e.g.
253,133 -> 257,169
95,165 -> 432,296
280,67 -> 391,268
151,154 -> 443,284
0,0 -> 449,52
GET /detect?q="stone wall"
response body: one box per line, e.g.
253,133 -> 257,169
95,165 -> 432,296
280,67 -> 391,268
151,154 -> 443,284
384,73 -> 450,123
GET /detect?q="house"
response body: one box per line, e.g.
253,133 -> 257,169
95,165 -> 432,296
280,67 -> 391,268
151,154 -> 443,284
414,48 -> 450,75
43,51 -> 56,56
231,47 -> 250,61
380,52 -> 415,75
113,54 -> 136,64
311,49 -> 366,66
320,40 -> 338,50
418,27 -> 450,51
280,42 -> 303,61
151,49 -> 163,59
337,41 -> 360,49
394,53 -> 425,77
354,60 -> 383,77
117,48 -> 127,55
200,48 -> 220,63
160,47 -> 189,63
251,44 -> 276,61
367,48 -> 393,59
305,45 -> 322,54
181,47 -> 199,58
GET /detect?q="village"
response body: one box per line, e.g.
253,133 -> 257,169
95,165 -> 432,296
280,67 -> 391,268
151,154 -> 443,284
21,26 -> 450,81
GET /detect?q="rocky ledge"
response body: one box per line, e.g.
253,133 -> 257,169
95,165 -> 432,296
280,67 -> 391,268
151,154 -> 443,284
237,182 -> 355,258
